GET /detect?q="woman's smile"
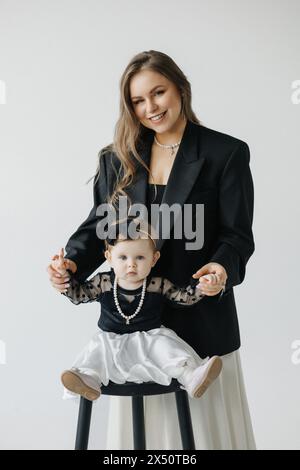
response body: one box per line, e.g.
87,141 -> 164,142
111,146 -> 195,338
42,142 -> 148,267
149,110 -> 167,123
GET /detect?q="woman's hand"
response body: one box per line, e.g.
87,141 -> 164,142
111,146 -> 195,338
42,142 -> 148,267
51,247 -> 69,275
192,262 -> 228,297
46,247 -> 77,293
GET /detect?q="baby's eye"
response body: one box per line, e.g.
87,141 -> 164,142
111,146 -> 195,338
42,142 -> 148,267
137,256 -> 145,260
119,255 -> 127,260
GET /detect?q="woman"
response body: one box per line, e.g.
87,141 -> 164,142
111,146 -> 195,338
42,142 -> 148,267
47,50 -> 256,449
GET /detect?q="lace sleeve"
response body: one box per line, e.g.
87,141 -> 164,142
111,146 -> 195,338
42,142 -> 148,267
61,272 -> 111,305
161,277 -> 205,307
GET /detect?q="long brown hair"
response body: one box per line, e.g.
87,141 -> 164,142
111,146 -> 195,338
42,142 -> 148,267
88,50 -> 201,208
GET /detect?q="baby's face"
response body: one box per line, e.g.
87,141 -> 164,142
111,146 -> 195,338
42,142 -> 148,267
105,238 -> 160,283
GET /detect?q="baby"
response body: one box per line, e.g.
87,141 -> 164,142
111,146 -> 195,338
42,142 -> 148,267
51,218 -> 223,401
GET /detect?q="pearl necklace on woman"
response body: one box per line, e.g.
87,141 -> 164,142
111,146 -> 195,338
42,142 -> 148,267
113,275 -> 147,325
154,136 -> 181,156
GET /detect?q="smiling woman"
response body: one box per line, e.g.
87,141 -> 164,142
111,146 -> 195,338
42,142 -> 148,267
48,50 -> 256,450
130,70 -> 184,133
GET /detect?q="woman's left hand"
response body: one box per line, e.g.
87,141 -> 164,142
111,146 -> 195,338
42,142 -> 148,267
192,262 -> 228,296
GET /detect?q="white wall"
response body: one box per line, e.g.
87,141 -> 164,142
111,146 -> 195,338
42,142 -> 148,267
0,0 -> 299,449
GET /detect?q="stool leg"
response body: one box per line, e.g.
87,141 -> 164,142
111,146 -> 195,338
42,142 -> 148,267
175,390 -> 196,450
132,395 -> 146,450
75,397 -> 93,450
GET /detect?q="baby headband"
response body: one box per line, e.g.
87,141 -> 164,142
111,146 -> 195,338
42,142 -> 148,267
105,216 -> 157,248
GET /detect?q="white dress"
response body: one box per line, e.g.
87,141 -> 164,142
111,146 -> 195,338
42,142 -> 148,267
63,325 -> 205,397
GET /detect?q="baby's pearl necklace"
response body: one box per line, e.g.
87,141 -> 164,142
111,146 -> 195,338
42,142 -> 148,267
113,276 -> 147,325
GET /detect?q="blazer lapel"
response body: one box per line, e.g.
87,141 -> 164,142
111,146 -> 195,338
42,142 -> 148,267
127,119 -> 206,251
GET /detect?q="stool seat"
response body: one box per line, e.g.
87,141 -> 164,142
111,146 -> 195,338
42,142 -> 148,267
74,380 -> 195,451
101,379 -> 182,396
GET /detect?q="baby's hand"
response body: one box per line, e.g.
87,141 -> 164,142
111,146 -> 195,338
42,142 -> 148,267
51,248 -> 69,276
193,262 -> 227,297
197,273 -> 224,296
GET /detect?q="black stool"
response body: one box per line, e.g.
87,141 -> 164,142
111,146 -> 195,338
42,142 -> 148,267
75,379 -> 195,450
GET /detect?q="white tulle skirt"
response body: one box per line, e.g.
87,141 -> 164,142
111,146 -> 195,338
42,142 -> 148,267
105,349 -> 256,450
63,326 -> 204,400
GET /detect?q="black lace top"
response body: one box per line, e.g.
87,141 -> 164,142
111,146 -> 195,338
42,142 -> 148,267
62,269 -> 204,335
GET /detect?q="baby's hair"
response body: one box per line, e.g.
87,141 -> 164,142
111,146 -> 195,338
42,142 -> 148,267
103,216 -> 158,252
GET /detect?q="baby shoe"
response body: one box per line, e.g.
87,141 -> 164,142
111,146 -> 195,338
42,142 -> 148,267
185,356 -> 223,398
61,369 -> 101,401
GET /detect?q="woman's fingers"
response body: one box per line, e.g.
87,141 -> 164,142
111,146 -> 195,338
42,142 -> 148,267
47,264 -> 60,277
58,249 -> 63,263
213,265 -> 228,283
63,258 -> 78,274
51,261 -> 65,276
197,283 -> 223,296
192,264 -> 210,279
46,264 -> 70,292
202,274 -> 218,284
199,274 -> 219,287
196,273 -> 225,296
51,279 -> 70,293
47,263 -> 69,281
47,249 -> 76,293
193,262 -> 227,295
51,249 -> 67,274
52,280 -> 70,293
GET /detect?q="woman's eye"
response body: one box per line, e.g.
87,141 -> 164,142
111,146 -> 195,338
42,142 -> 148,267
133,91 -> 164,106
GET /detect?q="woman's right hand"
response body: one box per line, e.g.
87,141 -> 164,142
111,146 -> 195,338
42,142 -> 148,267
47,247 -> 77,293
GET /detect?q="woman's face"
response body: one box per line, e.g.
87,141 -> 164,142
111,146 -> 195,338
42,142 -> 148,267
129,69 -> 183,133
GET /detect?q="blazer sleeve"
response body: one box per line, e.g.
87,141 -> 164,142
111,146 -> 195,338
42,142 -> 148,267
64,151 -> 109,282
209,141 -> 255,294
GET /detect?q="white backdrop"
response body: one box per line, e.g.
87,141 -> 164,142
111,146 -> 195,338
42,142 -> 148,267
0,0 -> 299,450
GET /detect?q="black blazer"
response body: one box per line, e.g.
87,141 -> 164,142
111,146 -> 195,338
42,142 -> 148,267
65,119 -> 255,358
